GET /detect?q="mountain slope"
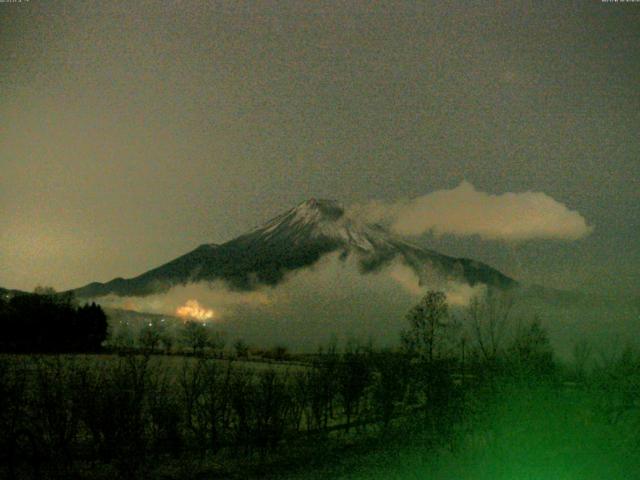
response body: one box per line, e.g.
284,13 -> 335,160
73,199 -> 516,298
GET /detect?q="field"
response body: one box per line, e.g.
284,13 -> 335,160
281,384 -> 640,480
1,347 -> 640,480
0,351 -> 421,479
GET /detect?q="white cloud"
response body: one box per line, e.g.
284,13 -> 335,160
96,252 -> 485,350
352,181 -> 593,241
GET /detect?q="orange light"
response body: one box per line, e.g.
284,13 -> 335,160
175,299 -> 216,321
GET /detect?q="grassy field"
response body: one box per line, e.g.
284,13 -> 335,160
1,349 -> 639,479
279,385 -> 640,480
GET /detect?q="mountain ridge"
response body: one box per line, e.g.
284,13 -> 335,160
72,199 -> 516,298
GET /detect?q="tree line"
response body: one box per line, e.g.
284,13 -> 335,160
0,287 -> 107,353
0,289 -> 637,479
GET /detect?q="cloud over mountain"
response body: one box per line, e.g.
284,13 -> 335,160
73,198 -> 515,299
351,181 -> 593,241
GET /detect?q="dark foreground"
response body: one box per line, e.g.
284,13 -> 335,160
1,349 -> 639,480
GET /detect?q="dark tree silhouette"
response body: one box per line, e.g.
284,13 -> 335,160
401,290 -> 450,362
181,321 -> 209,355
0,290 -> 107,352
508,317 -> 555,377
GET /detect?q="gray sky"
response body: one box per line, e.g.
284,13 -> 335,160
1,1 -> 638,295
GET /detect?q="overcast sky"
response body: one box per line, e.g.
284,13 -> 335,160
1,1 -> 638,295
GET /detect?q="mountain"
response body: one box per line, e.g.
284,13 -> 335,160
0,287 -> 28,300
73,199 -> 516,298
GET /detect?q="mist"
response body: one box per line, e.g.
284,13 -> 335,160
93,249 -> 638,357
95,252 -> 494,351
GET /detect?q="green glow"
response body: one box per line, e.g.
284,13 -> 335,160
292,383 -> 640,480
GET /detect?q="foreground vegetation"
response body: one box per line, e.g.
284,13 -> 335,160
0,290 -> 638,479
0,288 -> 107,353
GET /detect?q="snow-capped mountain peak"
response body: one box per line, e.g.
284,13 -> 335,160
251,198 -> 390,252
260,198 -> 344,230
72,198 -> 516,297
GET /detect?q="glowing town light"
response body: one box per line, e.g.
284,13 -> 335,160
175,299 -> 216,322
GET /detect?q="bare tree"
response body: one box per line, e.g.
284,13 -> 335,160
401,290 -> 451,362
158,322 -> 175,354
111,321 -> 135,350
139,322 -> 161,352
337,350 -> 371,432
208,331 -> 227,357
573,339 -> 593,380
508,316 -> 554,376
467,288 -> 514,363
181,321 -> 209,355
234,339 -> 249,358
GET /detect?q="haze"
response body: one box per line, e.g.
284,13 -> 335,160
1,1 -> 638,296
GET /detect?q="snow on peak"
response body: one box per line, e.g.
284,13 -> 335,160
292,198 -> 344,222
258,198 -> 343,234
253,198 -> 393,252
